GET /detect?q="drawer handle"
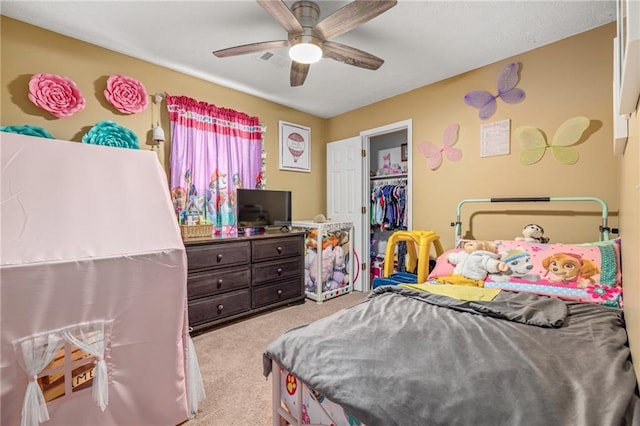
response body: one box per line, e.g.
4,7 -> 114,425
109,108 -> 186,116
276,268 -> 283,275
217,304 -> 224,311
277,289 -> 283,296
216,254 -> 223,262
217,279 -> 223,288
276,246 -> 283,254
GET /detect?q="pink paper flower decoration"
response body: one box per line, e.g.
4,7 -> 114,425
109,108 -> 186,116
104,74 -> 148,114
28,73 -> 86,118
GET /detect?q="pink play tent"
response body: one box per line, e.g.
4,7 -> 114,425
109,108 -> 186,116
1,133 -> 204,426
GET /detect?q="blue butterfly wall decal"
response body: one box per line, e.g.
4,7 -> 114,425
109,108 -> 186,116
464,62 -> 526,120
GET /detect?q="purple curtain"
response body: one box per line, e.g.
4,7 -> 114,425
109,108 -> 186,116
167,95 -> 264,236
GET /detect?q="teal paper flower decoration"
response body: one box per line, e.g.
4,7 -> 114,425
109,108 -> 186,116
0,125 -> 55,139
82,120 -> 139,149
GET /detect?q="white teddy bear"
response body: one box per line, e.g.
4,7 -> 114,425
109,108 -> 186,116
515,224 -> 549,243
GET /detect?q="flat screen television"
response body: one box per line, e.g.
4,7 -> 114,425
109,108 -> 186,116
236,189 -> 292,230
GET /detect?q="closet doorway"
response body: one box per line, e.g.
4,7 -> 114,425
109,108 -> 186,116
327,119 -> 412,292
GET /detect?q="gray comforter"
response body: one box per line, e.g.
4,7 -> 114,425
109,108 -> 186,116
263,286 -> 640,426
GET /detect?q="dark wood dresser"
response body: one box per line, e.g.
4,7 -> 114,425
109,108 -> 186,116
184,232 -> 305,332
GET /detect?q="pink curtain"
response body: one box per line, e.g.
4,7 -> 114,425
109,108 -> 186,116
166,95 -> 264,236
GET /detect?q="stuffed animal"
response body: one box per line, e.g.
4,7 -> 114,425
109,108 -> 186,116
330,245 -> 347,288
515,224 -> 549,243
304,250 -> 317,292
313,214 -> 327,223
447,240 -> 509,282
306,230 -> 339,250
304,269 -> 315,292
309,244 -> 336,287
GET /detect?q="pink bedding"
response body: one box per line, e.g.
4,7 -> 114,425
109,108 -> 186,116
428,239 -> 623,308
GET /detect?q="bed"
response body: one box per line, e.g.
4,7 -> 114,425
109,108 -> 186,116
263,197 -> 640,426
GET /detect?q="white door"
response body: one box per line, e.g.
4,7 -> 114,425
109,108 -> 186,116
326,137 -> 366,291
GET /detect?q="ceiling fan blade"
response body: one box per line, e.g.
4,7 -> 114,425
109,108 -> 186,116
290,61 -> 310,87
257,0 -> 303,34
213,40 -> 289,58
315,0 -> 397,40
323,41 -> 384,70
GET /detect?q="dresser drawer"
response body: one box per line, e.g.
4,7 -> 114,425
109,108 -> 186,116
188,289 -> 251,326
252,236 -> 303,263
186,241 -> 250,271
252,257 -> 302,285
187,266 -> 251,299
252,279 -> 303,309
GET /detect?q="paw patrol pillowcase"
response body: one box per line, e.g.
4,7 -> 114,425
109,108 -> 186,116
428,240 -> 622,308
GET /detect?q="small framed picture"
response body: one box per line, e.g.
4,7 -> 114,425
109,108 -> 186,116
400,143 -> 408,162
279,121 -> 311,172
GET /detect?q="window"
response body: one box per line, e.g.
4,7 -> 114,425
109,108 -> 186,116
14,319 -> 114,425
38,343 -> 98,403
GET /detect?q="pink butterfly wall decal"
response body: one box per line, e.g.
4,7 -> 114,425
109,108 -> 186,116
418,123 -> 463,170
383,153 -> 391,167
464,62 -> 526,120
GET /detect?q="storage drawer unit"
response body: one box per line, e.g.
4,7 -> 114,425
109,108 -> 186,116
185,232 -> 305,332
252,237 -> 303,262
252,279 -> 303,309
187,266 -> 251,299
252,258 -> 303,286
186,241 -> 250,271
188,289 -> 251,326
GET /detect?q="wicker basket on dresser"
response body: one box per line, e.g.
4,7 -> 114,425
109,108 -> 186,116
185,232 -> 305,332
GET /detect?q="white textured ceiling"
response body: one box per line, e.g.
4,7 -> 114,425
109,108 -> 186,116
1,0 -> 616,118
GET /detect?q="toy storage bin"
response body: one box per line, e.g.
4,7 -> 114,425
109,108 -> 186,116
291,221 -> 354,303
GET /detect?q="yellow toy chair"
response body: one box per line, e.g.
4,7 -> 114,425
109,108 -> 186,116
383,230 -> 444,283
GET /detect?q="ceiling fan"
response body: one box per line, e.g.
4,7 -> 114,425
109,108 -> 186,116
212,0 -> 398,87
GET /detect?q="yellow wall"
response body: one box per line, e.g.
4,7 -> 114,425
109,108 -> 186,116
619,110 -> 640,379
328,24 -> 620,246
2,17 -> 639,377
325,22 -> 640,377
0,17 -> 327,221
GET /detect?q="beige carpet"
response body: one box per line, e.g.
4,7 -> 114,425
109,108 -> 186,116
185,291 -> 369,426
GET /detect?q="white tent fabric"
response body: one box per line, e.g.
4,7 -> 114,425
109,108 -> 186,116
1,133 -> 203,425
61,321 -> 112,412
14,333 -> 65,426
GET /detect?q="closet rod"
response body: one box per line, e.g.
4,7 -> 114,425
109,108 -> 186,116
370,177 -> 407,186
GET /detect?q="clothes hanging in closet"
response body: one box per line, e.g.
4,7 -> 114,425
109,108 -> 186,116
370,182 -> 407,230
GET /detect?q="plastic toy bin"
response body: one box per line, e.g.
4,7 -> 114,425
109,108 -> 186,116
291,221 -> 354,303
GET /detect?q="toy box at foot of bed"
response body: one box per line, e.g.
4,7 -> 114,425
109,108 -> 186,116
264,285 -> 640,426
271,363 -> 366,426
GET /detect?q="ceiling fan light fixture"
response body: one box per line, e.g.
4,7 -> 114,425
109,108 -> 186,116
289,41 -> 322,64
215,0 -> 397,86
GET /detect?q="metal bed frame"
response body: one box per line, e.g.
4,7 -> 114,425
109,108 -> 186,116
451,196 -> 611,246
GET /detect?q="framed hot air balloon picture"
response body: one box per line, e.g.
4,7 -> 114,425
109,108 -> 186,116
279,121 -> 311,172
